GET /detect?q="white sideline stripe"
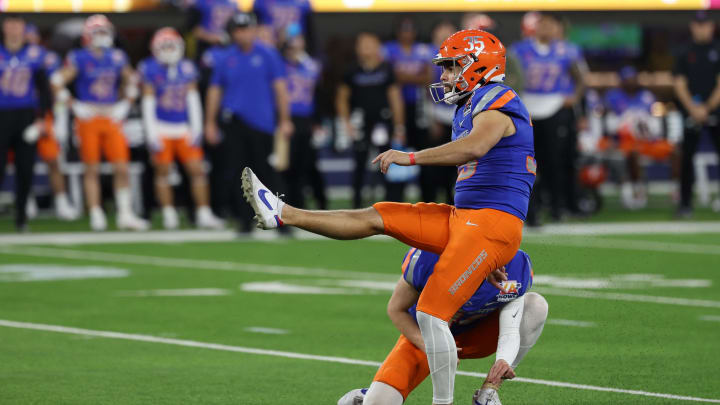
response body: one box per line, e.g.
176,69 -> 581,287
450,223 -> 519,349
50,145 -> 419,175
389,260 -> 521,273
523,236 -> 720,256
699,315 -> 720,322
0,319 -> 719,404
534,287 -> 720,309
547,319 -> 597,328
0,245 -> 397,282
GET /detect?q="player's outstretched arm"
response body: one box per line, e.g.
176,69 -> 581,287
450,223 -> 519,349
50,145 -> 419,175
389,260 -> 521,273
387,277 -> 423,351
372,109 -> 513,173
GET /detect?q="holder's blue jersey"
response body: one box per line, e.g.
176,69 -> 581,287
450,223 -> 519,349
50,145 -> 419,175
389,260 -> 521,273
66,47 -> 129,104
138,57 -> 198,123
511,39 -> 582,95
402,248 -> 533,335
452,83 -> 536,220
0,44 -> 56,109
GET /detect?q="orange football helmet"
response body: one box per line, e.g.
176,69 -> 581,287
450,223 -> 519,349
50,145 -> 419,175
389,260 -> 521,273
429,29 -> 506,104
83,14 -> 114,48
151,27 -> 185,65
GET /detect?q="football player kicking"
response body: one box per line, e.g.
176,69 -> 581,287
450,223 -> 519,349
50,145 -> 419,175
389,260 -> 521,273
243,29 -> 534,405
337,248 -> 547,405
51,14 -> 148,231
139,28 -> 224,230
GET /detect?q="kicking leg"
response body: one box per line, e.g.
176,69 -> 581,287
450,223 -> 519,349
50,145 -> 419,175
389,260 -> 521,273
242,166 -> 384,238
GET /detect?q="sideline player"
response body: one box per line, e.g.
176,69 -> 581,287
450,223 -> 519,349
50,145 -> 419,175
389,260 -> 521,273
0,15 -> 59,230
243,29 -> 535,405
139,27 -> 224,230
51,14 -> 148,231
23,23 -> 79,221
337,248 -> 548,405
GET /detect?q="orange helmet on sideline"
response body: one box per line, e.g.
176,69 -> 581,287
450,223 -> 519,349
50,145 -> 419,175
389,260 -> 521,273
83,14 -> 114,48
429,29 -> 506,104
151,27 -> 185,66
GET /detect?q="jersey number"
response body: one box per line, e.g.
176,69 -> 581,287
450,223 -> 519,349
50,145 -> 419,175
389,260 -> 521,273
463,36 -> 485,53
0,67 -> 31,98
89,72 -> 117,100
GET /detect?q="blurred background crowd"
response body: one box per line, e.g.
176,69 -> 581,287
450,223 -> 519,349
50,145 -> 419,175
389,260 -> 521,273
1,2 -> 719,233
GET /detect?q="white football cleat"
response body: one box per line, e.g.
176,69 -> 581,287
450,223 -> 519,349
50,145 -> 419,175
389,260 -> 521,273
241,167 -> 284,230
90,207 -> 107,231
55,198 -> 79,221
162,206 -> 180,230
117,212 -> 150,231
337,388 -> 367,405
473,387 -> 502,405
196,207 -> 225,230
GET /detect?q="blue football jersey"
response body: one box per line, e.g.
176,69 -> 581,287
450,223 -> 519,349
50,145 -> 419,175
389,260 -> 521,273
188,0 -> 237,35
66,47 -> 129,104
451,83 -> 536,221
382,41 -> 433,104
511,39 -> 583,95
210,42 -> 286,134
139,57 -> 198,123
0,44 -> 56,109
402,248 -> 534,335
285,56 -> 320,118
253,0 -> 312,37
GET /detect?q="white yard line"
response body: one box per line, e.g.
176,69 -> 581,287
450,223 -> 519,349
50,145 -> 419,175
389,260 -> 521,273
533,287 -> 720,309
2,246 -> 719,308
0,319 -> 718,403
523,236 -> 720,256
699,315 -> 720,322
244,327 -> 290,335
1,221 -> 719,247
0,245 -> 397,281
547,319 -> 597,328
116,288 -> 231,297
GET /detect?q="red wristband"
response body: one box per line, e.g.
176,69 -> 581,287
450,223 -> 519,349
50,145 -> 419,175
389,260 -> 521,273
408,152 -> 416,165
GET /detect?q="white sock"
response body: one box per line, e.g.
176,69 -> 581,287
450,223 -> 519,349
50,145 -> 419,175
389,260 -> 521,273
277,199 -> 286,220
364,382 -> 403,405
512,292 -> 548,369
115,188 -> 133,217
417,311 -> 456,404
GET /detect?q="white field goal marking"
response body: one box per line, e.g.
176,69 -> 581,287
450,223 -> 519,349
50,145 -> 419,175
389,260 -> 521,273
0,319 -> 718,404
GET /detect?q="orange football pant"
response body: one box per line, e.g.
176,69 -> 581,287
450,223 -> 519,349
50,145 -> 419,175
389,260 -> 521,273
75,117 -> 129,164
373,202 -> 523,321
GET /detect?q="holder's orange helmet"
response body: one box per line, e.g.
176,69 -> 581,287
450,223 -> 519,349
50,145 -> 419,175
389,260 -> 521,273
429,29 -> 506,104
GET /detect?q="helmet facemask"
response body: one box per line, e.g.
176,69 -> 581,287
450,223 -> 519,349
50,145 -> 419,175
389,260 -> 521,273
154,40 -> 184,66
429,54 -> 476,105
89,26 -> 114,48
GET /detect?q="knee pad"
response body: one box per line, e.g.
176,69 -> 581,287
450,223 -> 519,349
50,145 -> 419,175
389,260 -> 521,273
522,292 -> 549,335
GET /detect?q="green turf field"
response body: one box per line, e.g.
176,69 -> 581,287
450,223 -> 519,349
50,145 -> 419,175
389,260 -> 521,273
0,229 -> 719,404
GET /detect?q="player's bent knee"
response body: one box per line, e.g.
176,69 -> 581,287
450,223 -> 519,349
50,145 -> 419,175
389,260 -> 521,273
359,207 -> 385,234
522,292 -> 548,331
364,382 -> 404,405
